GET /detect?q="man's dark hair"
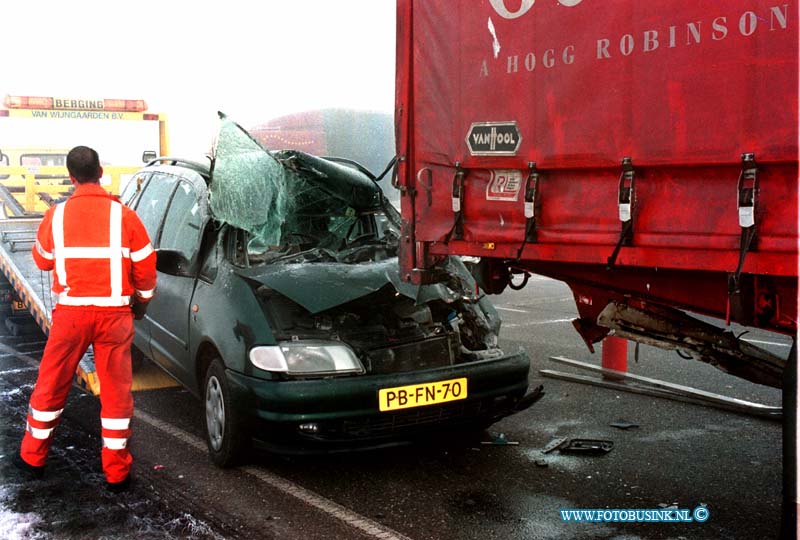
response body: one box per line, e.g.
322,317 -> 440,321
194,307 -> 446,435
66,146 -> 102,183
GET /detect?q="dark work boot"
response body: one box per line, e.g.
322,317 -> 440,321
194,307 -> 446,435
12,454 -> 45,480
106,475 -> 132,494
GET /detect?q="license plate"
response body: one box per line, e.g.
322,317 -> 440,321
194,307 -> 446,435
379,377 -> 468,412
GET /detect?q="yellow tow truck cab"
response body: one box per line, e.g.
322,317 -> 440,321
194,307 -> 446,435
0,94 -> 169,215
0,94 -> 174,394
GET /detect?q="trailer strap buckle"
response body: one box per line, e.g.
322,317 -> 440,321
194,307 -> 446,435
729,153 -> 759,299
443,162 -> 465,243
617,157 -> 635,223
515,162 -> 539,260
607,157 -> 635,269
523,162 -> 539,236
737,153 -> 758,228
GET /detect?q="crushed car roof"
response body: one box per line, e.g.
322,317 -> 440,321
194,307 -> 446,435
209,114 -> 382,247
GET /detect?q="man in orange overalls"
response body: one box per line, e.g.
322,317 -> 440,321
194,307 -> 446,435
15,146 -> 156,492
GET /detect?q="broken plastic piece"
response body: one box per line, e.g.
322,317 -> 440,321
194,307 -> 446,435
481,432 -> 519,446
559,439 -> 614,455
609,420 -> 639,430
541,437 -> 569,454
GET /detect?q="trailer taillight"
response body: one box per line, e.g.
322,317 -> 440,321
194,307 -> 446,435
143,113 -> 159,121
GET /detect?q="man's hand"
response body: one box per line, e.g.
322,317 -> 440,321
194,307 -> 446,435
131,301 -> 148,320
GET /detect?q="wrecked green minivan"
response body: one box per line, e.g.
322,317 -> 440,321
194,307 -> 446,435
123,118 -> 539,466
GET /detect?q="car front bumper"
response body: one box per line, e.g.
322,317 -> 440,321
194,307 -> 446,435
226,349 -> 535,452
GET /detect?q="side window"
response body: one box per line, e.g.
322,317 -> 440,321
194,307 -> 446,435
135,172 -> 178,244
159,180 -> 203,257
120,172 -> 150,208
198,228 -> 220,282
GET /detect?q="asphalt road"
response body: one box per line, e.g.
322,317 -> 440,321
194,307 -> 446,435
0,276 -> 788,540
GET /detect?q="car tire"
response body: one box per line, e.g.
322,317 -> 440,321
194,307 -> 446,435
203,357 -> 248,467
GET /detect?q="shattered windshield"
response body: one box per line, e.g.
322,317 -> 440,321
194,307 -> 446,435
210,115 -> 396,264
209,116 -> 288,247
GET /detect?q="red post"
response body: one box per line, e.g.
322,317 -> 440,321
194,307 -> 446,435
602,335 -> 628,379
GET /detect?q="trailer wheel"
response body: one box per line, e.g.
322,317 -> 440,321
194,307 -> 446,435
470,259 -> 509,295
203,357 -> 248,467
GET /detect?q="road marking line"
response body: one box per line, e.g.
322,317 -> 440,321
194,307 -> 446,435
0,366 -> 37,375
496,307 -> 529,313
743,338 -> 792,348
9,340 -> 47,348
0,342 -> 41,367
1,348 -> 43,358
242,465 -> 411,540
133,409 -> 413,540
505,317 -> 574,328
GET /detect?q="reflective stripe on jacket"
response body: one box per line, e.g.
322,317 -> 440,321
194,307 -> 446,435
32,183 -> 157,308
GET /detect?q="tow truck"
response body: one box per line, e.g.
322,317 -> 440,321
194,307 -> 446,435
0,94 -> 174,393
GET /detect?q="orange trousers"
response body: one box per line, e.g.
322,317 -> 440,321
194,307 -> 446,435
20,308 -> 135,483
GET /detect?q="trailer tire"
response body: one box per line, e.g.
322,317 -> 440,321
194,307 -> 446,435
203,357 -> 249,468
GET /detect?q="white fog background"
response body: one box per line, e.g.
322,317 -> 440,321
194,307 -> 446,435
1,0 -> 396,160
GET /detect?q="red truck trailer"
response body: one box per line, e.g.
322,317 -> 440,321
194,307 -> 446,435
395,0 -> 798,389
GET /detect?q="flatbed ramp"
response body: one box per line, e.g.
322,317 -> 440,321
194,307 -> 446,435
0,216 -> 177,394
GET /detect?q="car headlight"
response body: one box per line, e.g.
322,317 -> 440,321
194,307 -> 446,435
249,341 -> 364,376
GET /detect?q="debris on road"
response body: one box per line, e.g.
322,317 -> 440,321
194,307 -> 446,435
559,439 -> 614,455
540,437 -> 613,456
609,420 -> 639,430
541,437 -> 569,454
481,433 -> 519,446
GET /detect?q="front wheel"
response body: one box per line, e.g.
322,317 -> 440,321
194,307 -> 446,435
204,357 -> 248,467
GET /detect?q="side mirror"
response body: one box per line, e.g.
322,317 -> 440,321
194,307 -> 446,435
156,249 -> 191,276
142,151 -> 157,163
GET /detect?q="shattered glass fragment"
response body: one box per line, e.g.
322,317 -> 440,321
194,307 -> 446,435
210,114 -> 289,247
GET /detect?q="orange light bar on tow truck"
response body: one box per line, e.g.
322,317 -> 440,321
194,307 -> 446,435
3,95 -> 148,112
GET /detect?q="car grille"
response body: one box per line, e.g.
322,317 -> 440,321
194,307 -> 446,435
364,335 -> 458,374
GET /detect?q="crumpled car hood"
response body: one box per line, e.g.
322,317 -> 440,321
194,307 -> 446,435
235,257 -> 460,314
